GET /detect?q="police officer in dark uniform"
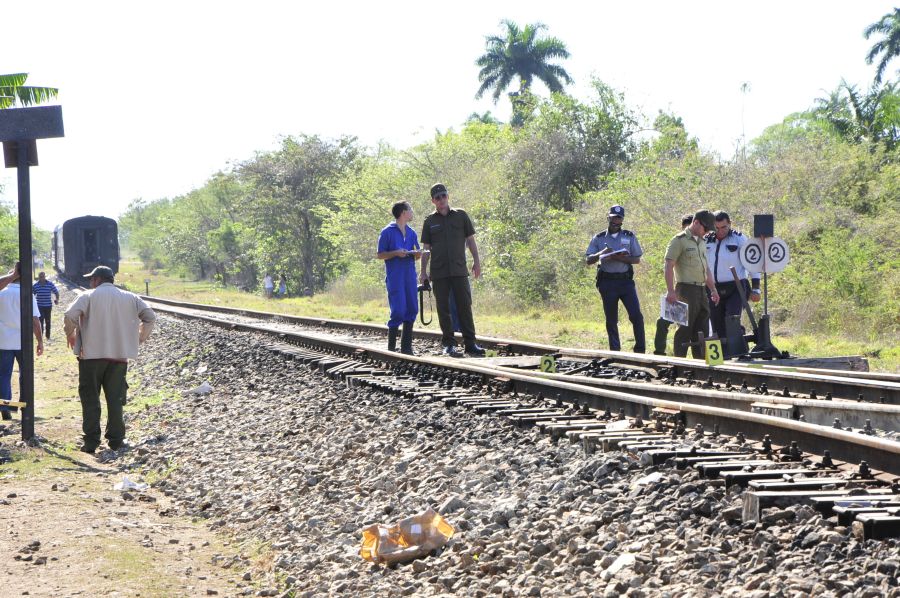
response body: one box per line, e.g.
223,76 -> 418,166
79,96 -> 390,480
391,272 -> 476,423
585,205 -> 645,353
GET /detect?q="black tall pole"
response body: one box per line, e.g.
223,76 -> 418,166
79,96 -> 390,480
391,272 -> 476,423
1,105 -> 64,441
17,142 -> 35,441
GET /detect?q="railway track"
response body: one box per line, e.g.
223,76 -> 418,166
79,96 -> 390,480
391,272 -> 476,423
142,297 -> 900,540
143,296 -> 900,405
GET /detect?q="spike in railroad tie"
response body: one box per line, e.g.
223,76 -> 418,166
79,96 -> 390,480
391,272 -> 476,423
857,461 -> 873,479
864,420 -> 875,436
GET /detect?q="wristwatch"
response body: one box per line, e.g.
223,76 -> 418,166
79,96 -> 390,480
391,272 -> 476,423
751,289 -> 761,294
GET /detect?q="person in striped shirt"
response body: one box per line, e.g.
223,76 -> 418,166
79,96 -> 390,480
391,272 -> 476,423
32,271 -> 59,341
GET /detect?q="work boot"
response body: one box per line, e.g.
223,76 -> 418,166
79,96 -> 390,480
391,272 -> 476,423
442,345 -> 463,358
387,327 -> 399,352
464,343 -> 486,357
400,322 -> 415,355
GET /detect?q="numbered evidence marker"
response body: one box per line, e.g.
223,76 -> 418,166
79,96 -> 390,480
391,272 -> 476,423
705,339 -> 724,366
539,355 -> 557,373
740,237 -> 790,274
484,349 -> 499,358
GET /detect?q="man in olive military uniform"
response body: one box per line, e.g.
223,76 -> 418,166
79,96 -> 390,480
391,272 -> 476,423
653,214 -> 695,355
585,205 -> 645,353
705,211 -> 760,357
664,210 -> 720,359
420,183 -> 485,357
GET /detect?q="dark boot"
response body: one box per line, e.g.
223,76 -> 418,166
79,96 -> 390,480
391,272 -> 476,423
387,327 -> 399,352
400,322 -> 415,355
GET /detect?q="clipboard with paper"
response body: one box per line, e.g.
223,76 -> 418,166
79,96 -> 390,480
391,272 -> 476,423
660,294 -> 689,326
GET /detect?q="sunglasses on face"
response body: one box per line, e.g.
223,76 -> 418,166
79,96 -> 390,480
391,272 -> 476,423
433,193 -> 448,200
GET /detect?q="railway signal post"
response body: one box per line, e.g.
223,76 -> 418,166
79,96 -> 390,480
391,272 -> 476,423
738,214 -> 791,360
0,105 -> 65,440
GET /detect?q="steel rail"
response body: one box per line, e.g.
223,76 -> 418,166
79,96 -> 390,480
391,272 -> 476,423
143,296 -> 900,404
151,301 -> 900,477
485,364 -> 900,432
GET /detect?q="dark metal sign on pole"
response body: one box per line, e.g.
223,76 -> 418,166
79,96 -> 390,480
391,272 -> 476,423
0,105 -> 64,441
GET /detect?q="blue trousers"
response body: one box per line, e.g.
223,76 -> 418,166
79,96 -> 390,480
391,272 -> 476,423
386,266 -> 418,328
597,278 -> 645,353
0,349 -> 22,413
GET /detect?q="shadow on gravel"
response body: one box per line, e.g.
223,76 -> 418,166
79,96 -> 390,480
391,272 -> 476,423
41,444 -> 107,474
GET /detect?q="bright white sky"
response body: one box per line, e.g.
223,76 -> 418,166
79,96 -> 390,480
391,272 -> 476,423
2,0 -> 896,229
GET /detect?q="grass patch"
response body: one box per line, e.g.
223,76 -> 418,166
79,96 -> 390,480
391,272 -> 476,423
0,443 -> 78,477
99,541 -> 174,596
126,387 -> 178,414
141,459 -> 179,487
121,258 -> 900,373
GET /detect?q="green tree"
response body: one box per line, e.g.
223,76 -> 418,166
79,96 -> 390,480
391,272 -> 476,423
238,135 -> 359,295
812,80 -> 900,149
0,73 -> 58,109
507,80 -> 638,211
475,20 -> 572,125
865,8 -> 900,84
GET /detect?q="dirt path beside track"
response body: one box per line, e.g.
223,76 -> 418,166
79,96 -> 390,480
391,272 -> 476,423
0,283 -> 251,598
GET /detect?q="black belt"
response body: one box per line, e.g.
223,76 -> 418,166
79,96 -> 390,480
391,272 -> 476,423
598,271 -> 631,280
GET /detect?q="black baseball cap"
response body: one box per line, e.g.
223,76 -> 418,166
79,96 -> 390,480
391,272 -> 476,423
430,183 -> 448,198
608,205 -> 625,218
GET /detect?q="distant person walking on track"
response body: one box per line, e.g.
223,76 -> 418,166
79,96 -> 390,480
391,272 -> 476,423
64,266 -> 156,453
585,205 -> 645,353
32,271 -> 59,341
664,210 -> 720,359
653,214 -> 695,355
419,183 -> 485,358
705,211 -> 760,356
263,273 -> 274,299
0,263 -> 43,420
377,201 -> 421,355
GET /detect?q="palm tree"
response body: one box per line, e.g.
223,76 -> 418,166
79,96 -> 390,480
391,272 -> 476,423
475,20 -> 572,123
864,8 -> 900,84
813,80 -> 900,149
0,73 -> 59,109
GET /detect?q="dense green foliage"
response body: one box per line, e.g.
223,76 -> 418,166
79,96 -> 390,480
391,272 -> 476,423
117,77 -> 900,346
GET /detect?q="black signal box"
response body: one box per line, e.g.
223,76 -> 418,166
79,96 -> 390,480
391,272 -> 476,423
754,214 -> 774,238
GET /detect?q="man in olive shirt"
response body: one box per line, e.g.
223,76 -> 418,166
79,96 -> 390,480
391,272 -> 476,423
419,183 -> 485,357
664,210 -> 720,359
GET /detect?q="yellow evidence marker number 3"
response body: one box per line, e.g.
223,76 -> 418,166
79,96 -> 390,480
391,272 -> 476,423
705,339 -> 724,366
540,355 -> 557,373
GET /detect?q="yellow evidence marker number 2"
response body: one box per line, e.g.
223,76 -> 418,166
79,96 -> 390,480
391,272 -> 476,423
705,339 -> 724,366
540,355 -> 557,373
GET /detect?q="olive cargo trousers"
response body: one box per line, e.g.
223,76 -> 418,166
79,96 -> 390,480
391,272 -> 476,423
79,359 -> 128,450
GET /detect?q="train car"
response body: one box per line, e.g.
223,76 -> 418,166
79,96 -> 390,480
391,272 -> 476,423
52,216 -> 120,280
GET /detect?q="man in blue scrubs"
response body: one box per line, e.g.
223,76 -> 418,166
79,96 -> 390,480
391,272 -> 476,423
377,201 -> 421,354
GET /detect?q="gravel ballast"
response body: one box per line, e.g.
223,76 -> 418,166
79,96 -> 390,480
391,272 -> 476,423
121,315 -> 900,597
